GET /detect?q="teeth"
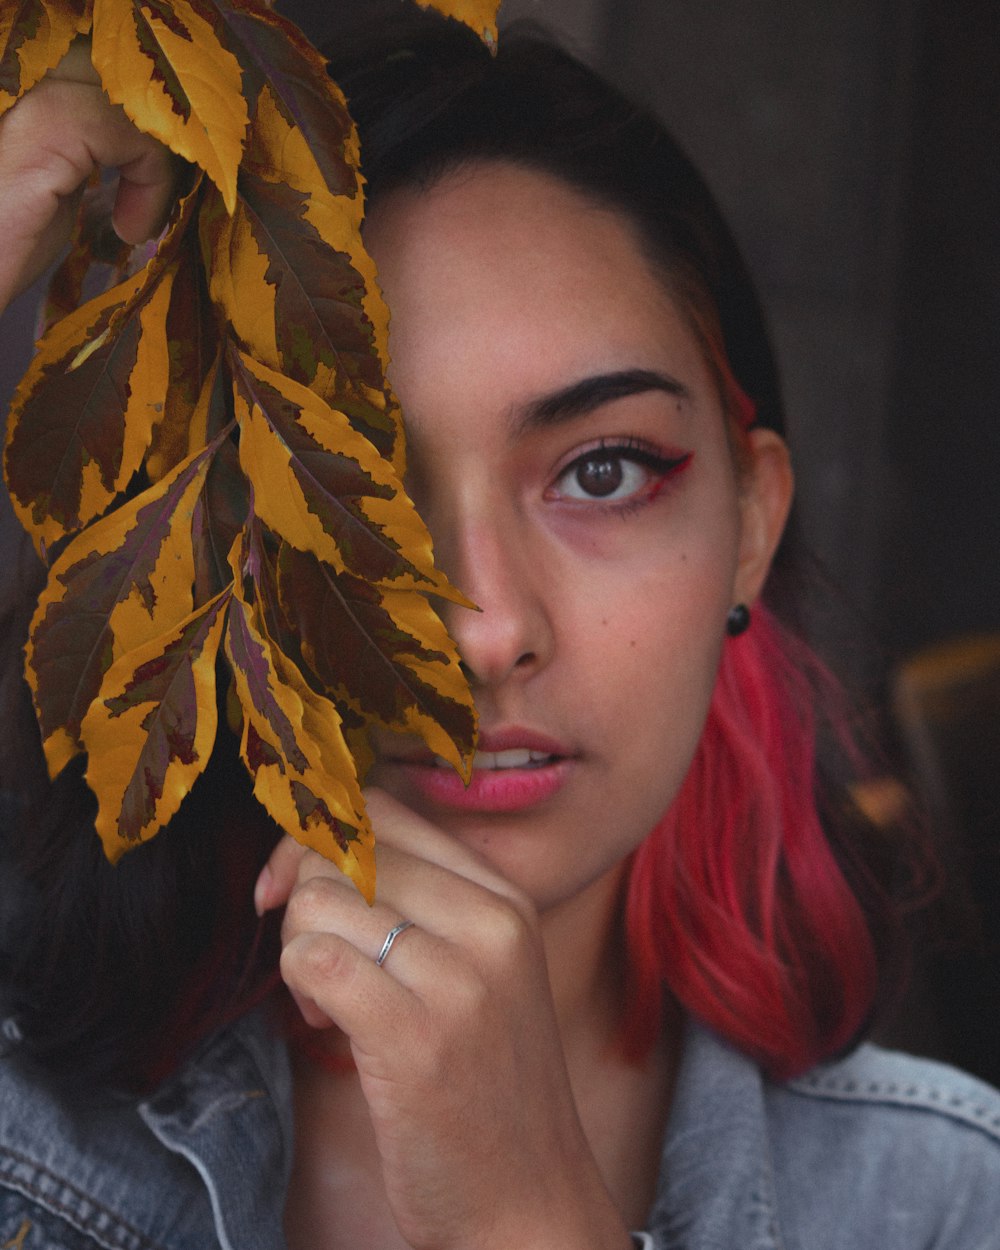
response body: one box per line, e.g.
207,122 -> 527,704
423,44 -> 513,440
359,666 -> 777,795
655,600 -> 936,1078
433,748 -> 554,770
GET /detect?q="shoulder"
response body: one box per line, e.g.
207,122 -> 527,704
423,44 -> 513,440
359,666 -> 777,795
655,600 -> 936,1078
782,1040 -> 1000,1142
767,1042 -> 1000,1247
0,1020 -> 217,1250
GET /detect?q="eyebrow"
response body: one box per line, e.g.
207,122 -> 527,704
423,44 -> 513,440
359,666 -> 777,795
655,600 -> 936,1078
513,368 -> 691,436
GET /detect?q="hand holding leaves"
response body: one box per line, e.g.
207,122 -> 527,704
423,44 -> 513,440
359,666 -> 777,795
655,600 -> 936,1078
2,0 -> 496,899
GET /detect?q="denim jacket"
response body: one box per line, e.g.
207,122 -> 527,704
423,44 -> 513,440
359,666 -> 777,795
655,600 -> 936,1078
2,1008 -> 1000,1250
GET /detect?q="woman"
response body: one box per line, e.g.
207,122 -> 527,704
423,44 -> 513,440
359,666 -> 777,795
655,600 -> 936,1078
1,13 -> 999,1250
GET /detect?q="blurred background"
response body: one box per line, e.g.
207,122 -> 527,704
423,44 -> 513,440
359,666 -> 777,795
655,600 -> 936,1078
1,0 -> 997,1076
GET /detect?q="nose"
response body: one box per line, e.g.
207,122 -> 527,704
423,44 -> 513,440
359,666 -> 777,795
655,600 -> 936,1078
437,510 -> 555,691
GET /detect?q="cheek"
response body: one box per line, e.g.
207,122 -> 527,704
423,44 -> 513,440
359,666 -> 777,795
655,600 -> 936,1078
585,534 -> 735,690
578,552 -> 733,823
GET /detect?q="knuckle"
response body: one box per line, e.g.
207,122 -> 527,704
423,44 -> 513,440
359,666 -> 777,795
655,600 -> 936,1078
450,966 -> 491,1020
283,875 -> 340,932
281,932 -> 354,994
476,893 -> 536,962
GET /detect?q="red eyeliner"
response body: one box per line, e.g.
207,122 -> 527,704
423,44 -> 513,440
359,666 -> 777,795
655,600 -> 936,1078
646,450 -> 693,502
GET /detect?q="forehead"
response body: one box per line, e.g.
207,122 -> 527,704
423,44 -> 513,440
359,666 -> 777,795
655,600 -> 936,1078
364,161 -> 720,428
366,161 -> 662,312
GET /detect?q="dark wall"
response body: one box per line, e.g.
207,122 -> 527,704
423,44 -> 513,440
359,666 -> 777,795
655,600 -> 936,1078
882,0 -> 1000,655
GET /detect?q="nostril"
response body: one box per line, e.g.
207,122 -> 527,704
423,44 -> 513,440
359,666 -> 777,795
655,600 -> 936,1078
456,648 -> 536,685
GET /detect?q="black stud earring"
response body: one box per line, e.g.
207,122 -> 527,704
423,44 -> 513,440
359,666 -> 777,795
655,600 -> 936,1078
726,603 -> 751,636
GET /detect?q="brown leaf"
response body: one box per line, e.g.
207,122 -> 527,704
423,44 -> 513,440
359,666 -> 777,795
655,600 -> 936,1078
246,80 -> 401,469
232,350 -> 465,598
201,166 -> 399,465
5,175 -> 202,551
145,232 -> 221,482
225,557 -> 375,900
278,545 -> 475,778
192,0 -> 358,199
4,263 -> 173,551
81,587 -> 230,859
196,4 -> 403,468
191,422 -> 249,603
26,435 -> 225,777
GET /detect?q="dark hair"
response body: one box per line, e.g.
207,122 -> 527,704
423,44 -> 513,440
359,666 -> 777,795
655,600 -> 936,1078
0,11 -> 921,1087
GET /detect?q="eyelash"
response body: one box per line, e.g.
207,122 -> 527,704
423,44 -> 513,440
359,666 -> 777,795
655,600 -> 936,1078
548,437 -> 693,515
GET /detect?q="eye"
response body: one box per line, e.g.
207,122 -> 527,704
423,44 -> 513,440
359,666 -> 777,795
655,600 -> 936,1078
549,441 -> 691,506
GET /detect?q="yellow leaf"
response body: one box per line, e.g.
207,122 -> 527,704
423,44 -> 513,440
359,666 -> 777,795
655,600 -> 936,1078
233,351 -> 467,602
250,84 -> 389,374
81,588 -> 229,861
4,260 -> 174,552
145,342 -> 220,486
249,81 -> 403,476
374,585 -> 475,780
75,257 -> 175,528
90,0 -> 247,212
13,268 -> 144,407
0,1 -> 92,118
26,436 -> 220,778
201,130 -> 402,470
104,445 -> 218,661
280,546 -> 475,782
225,573 -> 375,901
201,184 -> 280,365
417,0 -> 501,48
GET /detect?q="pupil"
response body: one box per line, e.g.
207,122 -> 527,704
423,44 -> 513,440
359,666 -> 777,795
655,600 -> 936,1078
577,456 -> 622,497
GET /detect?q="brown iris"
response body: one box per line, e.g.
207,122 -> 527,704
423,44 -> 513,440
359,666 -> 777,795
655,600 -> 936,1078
575,455 -> 623,497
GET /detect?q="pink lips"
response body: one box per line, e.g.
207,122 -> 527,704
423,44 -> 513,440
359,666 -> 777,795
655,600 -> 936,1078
388,729 -> 575,814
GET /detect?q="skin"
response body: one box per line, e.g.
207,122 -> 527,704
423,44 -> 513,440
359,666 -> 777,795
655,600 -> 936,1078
1,51 -> 793,1250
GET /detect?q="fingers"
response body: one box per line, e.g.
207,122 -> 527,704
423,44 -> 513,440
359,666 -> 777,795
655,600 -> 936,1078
45,38 -> 101,88
0,38 -> 180,306
111,148 -> 181,244
278,859 -> 425,1042
254,832 -> 308,916
263,794 -> 544,1072
364,786 -> 532,909
46,39 -> 178,244
255,789 -> 538,966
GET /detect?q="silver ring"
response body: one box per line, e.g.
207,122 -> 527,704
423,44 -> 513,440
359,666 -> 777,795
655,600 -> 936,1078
375,920 -> 415,968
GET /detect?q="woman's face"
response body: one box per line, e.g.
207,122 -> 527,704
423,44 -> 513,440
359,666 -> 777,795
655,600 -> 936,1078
366,163 -> 790,915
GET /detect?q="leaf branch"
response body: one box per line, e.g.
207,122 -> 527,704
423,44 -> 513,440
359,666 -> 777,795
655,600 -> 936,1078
2,0 -> 494,895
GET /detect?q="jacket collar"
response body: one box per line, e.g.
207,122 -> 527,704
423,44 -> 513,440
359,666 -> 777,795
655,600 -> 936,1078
649,1020 -> 784,1249
139,1008 -> 294,1250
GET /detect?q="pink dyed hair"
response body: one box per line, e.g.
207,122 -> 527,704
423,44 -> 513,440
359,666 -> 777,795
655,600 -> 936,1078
622,606 -> 879,1079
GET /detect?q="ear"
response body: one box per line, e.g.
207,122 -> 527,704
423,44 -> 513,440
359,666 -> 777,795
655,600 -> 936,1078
733,428 -> 794,606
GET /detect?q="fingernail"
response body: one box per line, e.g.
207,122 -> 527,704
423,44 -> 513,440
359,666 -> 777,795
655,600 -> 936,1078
253,864 -> 273,917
